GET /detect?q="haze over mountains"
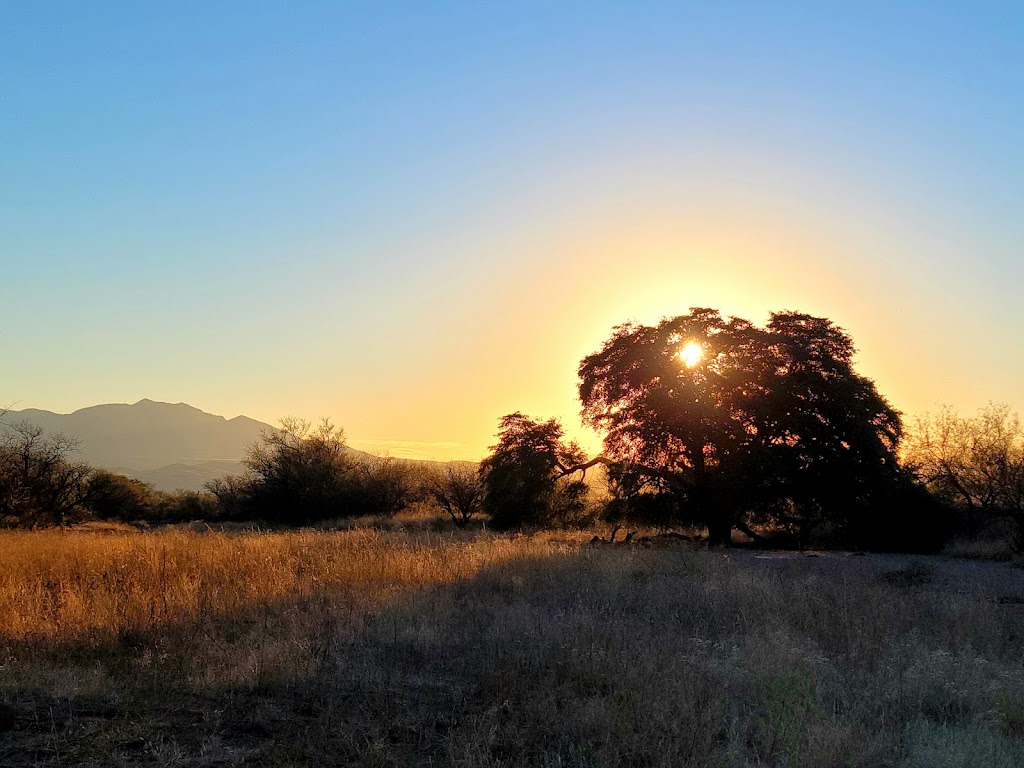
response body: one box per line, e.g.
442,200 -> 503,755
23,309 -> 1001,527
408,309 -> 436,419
5,400 -> 445,492
6,400 -> 275,492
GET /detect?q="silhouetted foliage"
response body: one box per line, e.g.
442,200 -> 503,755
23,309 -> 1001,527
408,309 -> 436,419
151,489 -> 221,524
205,474 -> 253,521
480,413 -> 589,530
0,421 -> 94,528
425,463 -> 483,527
354,455 -> 421,519
204,418 -> 423,525
847,471 -> 956,553
579,309 -> 906,547
84,471 -> 222,525
85,470 -> 157,522
211,418 -> 359,524
907,403 -> 1024,550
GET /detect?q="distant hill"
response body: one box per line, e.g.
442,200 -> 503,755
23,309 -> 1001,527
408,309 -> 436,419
6,400 -> 276,491
5,399 -> 430,493
8,399 -> 272,472
111,460 -> 249,494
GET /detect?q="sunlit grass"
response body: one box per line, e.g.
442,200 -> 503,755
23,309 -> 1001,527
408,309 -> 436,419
0,527 -> 578,644
2,527 -> 1024,766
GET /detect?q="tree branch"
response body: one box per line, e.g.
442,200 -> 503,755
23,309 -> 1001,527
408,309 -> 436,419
555,455 -> 612,479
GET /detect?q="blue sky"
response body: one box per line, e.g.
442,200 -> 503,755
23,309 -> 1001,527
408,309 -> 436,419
3,2 -> 1022,458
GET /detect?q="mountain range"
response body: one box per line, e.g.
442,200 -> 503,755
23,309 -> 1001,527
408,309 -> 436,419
6,400 -> 278,492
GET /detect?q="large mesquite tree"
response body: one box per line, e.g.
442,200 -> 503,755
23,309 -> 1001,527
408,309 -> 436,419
578,308 -> 903,546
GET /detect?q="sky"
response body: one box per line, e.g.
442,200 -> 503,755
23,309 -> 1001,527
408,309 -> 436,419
2,1 -> 1022,460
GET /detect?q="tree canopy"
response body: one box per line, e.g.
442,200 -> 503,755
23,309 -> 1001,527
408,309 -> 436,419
578,308 -> 903,546
480,412 -> 589,530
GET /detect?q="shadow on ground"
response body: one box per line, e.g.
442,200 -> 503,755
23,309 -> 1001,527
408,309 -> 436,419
3,545 -> 1024,767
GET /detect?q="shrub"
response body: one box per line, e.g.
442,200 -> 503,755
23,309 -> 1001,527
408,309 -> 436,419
424,462 -> 483,528
85,470 -> 159,522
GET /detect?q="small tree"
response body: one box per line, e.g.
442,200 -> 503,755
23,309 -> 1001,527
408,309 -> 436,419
480,412 -> 591,530
205,474 -> 253,521
907,403 -> 1024,549
0,421 -> 94,528
425,463 -> 483,527
219,417 -> 360,525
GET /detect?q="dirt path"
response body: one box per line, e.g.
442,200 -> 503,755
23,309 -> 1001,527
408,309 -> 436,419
727,548 -> 1024,601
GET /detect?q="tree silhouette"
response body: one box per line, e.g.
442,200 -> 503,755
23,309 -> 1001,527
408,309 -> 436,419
579,308 -> 902,546
480,412 -> 589,530
425,463 -> 484,528
206,418 -> 425,524
907,403 -> 1024,549
85,470 -> 157,522
0,421 -> 95,528
221,417 -> 359,524
354,455 -> 420,519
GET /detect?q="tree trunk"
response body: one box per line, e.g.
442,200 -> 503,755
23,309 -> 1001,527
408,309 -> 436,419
693,446 -> 733,546
707,514 -> 732,547
1013,512 -> 1024,555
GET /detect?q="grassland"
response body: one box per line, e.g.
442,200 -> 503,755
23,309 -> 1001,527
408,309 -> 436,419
2,526 -> 1024,767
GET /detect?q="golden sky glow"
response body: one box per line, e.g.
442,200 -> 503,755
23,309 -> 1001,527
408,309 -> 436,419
4,4 -> 1022,462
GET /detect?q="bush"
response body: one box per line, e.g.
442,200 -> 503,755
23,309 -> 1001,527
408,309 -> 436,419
205,418 -> 422,525
213,418 -> 361,525
849,480 -> 956,553
353,456 -> 421,519
85,470 -> 159,522
151,490 -> 221,524
424,463 -> 483,528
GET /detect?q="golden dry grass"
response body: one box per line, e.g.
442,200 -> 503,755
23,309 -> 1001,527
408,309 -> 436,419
0,527 -> 575,644
2,527 -> 1024,767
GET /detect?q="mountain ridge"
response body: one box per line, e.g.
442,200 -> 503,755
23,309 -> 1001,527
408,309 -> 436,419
4,400 -> 282,491
6,399 -> 274,472
4,400 -> 447,492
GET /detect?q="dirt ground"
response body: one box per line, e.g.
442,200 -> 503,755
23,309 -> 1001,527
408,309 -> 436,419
735,549 -> 1024,601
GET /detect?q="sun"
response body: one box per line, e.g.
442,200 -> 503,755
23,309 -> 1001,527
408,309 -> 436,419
678,341 -> 703,368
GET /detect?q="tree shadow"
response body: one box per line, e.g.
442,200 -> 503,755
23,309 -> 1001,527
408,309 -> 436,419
4,543 -> 1024,767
